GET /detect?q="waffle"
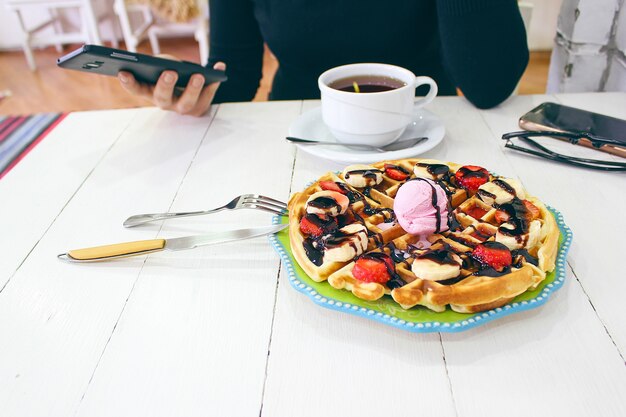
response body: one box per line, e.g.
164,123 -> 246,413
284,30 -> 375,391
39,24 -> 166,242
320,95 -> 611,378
287,158 -> 559,313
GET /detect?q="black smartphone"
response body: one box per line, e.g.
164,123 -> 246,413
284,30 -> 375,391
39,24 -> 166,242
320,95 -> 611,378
57,44 -> 227,88
519,102 -> 626,157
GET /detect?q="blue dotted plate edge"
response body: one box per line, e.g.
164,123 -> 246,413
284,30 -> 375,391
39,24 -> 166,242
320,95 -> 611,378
269,207 -> 573,333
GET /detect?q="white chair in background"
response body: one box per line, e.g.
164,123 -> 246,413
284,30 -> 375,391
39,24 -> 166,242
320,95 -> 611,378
112,0 -> 154,53
4,0 -> 119,71
113,0 -> 209,65
147,0 -> 209,65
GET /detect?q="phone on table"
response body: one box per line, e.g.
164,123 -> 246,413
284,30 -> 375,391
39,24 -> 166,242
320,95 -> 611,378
57,44 -> 227,88
519,102 -> 626,158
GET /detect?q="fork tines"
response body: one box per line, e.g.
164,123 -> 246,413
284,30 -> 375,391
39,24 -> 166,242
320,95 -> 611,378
242,194 -> 288,214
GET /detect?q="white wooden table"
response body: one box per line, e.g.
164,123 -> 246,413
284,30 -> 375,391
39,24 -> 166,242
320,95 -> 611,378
1,93 -> 625,417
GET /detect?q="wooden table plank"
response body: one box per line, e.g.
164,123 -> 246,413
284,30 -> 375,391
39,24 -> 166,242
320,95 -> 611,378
0,109 -> 138,289
0,107 -> 218,417
260,100 -> 457,417
443,265 -> 626,417
441,93 -> 626,417
74,101 -> 300,417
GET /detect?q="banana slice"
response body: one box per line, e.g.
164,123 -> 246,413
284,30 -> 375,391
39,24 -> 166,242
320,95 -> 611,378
477,177 -> 527,206
306,191 -> 349,217
413,159 -> 450,180
496,219 -> 542,250
323,224 -> 369,262
411,250 -> 462,281
342,164 -> 383,188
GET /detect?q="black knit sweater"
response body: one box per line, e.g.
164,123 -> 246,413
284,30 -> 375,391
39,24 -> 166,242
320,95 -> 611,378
208,0 -> 529,109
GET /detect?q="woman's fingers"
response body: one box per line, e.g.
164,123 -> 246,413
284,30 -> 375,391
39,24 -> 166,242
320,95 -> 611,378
181,62 -> 226,117
189,79 -> 220,117
118,71 -> 152,100
117,61 -> 226,117
153,71 -> 178,109
188,62 -> 226,116
176,74 -> 205,114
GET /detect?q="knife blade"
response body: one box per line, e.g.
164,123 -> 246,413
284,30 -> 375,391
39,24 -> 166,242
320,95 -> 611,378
57,223 -> 288,263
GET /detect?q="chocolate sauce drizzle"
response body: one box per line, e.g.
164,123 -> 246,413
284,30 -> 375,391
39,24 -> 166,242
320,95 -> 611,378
302,213 -> 338,233
323,227 -> 364,250
303,238 -> 324,266
437,275 -> 466,285
385,242 -> 408,264
308,196 -> 341,212
336,182 -> 396,223
473,267 -> 511,277
492,179 -> 517,197
444,233 -> 479,248
457,166 -> 489,180
410,246 -> 466,286
477,189 -> 496,202
512,248 -> 538,267
416,162 -> 450,177
362,187 -> 380,204
303,224 -> 368,266
496,197 -> 530,244
477,178 -> 516,204
467,225 -> 492,241
417,248 -> 461,267
344,169 -> 382,184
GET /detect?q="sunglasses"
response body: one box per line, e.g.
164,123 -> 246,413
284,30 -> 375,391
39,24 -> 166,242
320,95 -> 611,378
501,131 -> 626,172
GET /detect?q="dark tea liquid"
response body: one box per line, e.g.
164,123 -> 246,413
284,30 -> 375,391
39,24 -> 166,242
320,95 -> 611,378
329,75 -> 406,93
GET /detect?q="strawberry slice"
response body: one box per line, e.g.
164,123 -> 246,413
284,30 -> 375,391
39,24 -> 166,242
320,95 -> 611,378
299,214 -> 338,237
384,164 -> 410,181
455,165 -> 489,192
522,199 -> 540,220
352,252 -> 394,284
472,242 -> 512,272
494,210 -> 510,224
319,180 -> 346,194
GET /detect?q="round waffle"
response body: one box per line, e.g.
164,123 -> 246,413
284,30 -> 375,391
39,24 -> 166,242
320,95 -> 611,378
288,158 -> 559,314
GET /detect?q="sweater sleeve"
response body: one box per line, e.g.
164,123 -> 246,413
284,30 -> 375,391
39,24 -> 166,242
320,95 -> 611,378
208,0 -> 264,103
436,0 -> 529,109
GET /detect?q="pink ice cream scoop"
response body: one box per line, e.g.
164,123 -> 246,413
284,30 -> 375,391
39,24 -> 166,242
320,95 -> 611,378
394,179 -> 449,236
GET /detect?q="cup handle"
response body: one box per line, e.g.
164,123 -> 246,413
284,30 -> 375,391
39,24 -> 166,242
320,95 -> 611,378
413,76 -> 438,108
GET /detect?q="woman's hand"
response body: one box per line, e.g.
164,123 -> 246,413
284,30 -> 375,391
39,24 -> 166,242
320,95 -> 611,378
118,60 -> 226,117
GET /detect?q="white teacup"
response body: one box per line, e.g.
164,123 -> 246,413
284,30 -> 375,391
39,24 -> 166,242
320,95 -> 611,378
318,63 -> 438,147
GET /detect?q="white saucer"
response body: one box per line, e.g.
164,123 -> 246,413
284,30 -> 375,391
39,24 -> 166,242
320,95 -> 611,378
288,106 -> 445,164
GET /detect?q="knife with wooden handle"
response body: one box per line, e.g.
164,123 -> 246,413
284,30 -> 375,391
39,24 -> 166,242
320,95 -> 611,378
58,223 -> 288,263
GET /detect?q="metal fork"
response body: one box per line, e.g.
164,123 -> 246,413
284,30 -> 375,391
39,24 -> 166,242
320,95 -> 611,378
123,194 -> 288,228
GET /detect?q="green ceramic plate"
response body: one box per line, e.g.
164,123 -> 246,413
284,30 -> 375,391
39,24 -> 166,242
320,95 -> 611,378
269,207 -> 572,332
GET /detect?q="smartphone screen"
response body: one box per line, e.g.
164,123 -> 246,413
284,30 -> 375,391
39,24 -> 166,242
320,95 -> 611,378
521,102 -> 626,144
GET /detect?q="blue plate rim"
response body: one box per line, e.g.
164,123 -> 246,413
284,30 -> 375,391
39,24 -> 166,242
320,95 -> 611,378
269,206 -> 573,333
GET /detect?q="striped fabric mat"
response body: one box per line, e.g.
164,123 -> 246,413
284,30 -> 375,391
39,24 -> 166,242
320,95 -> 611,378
0,113 -> 67,180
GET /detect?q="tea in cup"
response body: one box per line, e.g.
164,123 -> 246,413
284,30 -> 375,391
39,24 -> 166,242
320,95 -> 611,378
318,63 -> 438,147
